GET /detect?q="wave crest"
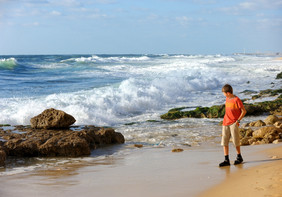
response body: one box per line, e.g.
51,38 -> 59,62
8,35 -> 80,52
74,55 -> 150,63
0,58 -> 17,69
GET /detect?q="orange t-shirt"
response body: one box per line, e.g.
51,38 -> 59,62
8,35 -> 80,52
223,96 -> 244,126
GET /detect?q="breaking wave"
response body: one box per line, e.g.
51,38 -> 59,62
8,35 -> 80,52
0,58 -> 17,69
73,55 -> 151,63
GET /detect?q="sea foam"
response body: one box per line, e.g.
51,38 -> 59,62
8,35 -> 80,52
0,72 -> 222,126
74,55 -> 151,63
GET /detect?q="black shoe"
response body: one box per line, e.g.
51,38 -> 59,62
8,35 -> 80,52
234,157 -> 243,165
219,160 -> 230,167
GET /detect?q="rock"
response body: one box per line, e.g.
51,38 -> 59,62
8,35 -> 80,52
134,144 -> 143,148
30,108 -> 76,129
276,71 -> 282,79
249,120 -> 266,127
0,149 -> 6,166
95,128 -> 125,144
264,115 -> 279,125
240,137 -> 252,146
252,89 -> 282,100
271,108 -> 282,116
239,128 -> 254,138
172,148 -> 184,152
241,90 -> 257,95
273,139 -> 282,144
160,105 -> 225,120
274,121 -> 282,129
244,104 -> 265,115
248,138 -> 258,145
39,134 -> 90,156
252,126 -> 282,143
160,94 -> 282,120
1,125 -> 125,157
241,123 -> 250,128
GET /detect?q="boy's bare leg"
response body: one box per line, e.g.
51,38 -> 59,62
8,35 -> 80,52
223,146 -> 229,155
236,146 -> 241,154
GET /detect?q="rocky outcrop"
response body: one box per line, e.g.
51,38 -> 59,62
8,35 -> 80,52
160,105 -> 225,120
251,89 -> 282,100
160,89 -> 282,120
0,109 -> 125,164
264,115 -> 280,125
30,108 -> 76,129
240,115 -> 282,146
1,125 -> 124,158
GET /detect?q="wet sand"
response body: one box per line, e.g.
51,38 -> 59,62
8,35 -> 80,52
0,143 -> 281,197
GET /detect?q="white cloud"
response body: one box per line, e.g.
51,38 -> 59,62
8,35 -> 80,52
221,0 -> 282,14
22,21 -> 40,27
94,0 -> 116,4
239,2 -> 256,10
48,0 -> 82,7
50,10 -> 62,16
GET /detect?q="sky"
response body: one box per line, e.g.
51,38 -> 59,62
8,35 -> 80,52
0,0 -> 281,55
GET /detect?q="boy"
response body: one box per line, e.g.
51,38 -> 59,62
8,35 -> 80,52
219,84 -> 247,167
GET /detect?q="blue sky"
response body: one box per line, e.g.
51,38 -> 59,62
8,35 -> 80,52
0,0 -> 281,55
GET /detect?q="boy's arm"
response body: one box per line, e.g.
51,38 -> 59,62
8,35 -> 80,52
237,105 -> 247,124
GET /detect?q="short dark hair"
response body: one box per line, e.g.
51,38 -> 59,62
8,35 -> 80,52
222,84 -> 233,94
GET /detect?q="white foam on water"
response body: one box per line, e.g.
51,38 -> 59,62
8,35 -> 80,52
0,54 -> 281,127
74,55 -> 151,63
0,72 -> 223,126
0,164 -> 41,176
29,62 -> 70,69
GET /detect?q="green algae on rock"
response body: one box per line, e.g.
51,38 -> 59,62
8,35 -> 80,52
161,98 -> 282,120
160,105 -> 225,120
251,89 -> 282,100
276,71 -> 282,79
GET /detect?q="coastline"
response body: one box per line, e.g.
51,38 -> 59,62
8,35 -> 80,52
1,142 -> 281,197
198,143 -> 282,197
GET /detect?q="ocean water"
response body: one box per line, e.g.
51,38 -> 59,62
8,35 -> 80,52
0,54 -> 281,175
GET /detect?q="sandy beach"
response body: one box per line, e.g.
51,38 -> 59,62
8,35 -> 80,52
199,143 -> 282,197
1,142 -> 281,197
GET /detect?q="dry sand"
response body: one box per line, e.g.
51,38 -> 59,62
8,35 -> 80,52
0,143 -> 281,197
199,144 -> 282,197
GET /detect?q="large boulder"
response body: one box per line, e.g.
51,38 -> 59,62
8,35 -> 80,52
30,108 -> 76,129
1,125 -> 125,157
264,115 -> 279,125
252,126 -> 282,143
249,120 -> 266,127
